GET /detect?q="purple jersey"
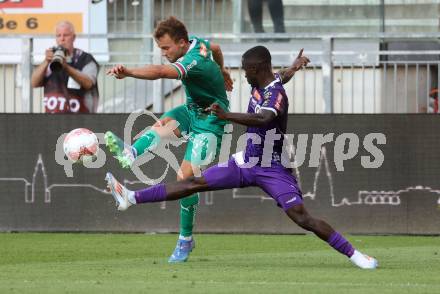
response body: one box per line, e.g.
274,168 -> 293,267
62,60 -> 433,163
244,74 -> 288,166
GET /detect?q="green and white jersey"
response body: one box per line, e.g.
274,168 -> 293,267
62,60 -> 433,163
171,36 -> 229,111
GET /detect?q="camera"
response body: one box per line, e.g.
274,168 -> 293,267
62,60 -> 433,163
49,46 -> 68,72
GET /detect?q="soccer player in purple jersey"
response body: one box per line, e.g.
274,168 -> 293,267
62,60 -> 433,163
105,46 -> 378,269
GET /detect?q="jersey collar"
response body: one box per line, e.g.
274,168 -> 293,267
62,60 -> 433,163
186,38 -> 198,54
178,38 -> 198,62
263,75 -> 281,90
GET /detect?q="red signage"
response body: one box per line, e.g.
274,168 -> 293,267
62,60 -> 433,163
0,0 -> 43,8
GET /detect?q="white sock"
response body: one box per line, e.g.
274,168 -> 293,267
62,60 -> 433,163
179,235 -> 192,241
128,191 -> 137,204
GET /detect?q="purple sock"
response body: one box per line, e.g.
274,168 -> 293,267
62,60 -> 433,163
135,184 -> 167,203
327,231 -> 355,258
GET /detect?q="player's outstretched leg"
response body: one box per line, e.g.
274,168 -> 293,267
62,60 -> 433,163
105,122 -> 170,169
105,171 -> 178,211
285,204 -> 378,269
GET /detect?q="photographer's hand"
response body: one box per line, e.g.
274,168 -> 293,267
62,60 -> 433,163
45,48 -> 54,64
31,48 -> 54,87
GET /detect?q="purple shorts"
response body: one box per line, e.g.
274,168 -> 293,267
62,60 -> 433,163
202,158 -> 303,211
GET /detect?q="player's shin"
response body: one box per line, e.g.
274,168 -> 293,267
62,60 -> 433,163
327,231 -> 355,258
133,129 -> 161,156
179,193 -> 199,238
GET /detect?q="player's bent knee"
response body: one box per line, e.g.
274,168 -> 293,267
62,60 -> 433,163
152,118 -> 181,137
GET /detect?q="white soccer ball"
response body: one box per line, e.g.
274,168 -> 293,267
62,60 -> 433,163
63,128 -> 99,163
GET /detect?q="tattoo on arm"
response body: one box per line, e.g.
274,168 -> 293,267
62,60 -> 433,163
277,67 -> 296,84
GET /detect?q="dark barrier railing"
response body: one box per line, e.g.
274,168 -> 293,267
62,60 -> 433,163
1,114 -> 439,234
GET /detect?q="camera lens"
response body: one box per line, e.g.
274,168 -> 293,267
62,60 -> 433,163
50,60 -> 63,72
49,47 -> 65,72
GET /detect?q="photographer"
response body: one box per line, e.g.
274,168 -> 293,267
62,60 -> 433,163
31,21 -> 99,113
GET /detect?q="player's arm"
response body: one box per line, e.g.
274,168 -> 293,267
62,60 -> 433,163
207,103 -> 275,127
106,64 -> 179,80
277,48 -> 310,84
210,42 -> 233,91
210,43 -> 225,69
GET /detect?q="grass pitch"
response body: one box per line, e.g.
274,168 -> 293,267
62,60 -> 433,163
0,233 -> 439,293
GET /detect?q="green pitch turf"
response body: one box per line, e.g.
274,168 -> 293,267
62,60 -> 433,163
0,233 -> 439,293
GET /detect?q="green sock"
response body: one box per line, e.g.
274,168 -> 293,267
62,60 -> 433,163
179,193 -> 199,237
132,130 -> 160,156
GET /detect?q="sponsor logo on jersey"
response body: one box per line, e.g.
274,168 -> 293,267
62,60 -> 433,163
186,60 -> 197,71
200,43 -> 208,57
264,91 -> 272,99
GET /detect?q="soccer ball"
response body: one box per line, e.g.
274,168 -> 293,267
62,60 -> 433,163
63,128 -> 99,163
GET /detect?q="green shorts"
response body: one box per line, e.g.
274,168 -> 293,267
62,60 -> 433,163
162,104 -> 227,165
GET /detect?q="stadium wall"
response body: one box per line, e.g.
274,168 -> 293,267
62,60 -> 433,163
1,64 -> 432,114
0,114 -> 439,234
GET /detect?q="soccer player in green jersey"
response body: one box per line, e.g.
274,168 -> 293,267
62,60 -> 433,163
106,16 -> 309,263
106,16 -> 233,263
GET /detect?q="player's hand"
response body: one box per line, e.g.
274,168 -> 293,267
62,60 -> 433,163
291,49 -> 310,71
45,48 -> 54,63
221,68 -> 233,91
205,103 -> 227,119
107,64 -> 128,79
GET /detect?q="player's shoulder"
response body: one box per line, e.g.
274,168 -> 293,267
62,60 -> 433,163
184,36 -> 210,59
264,75 -> 285,95
189,35 -> 210,47
273,73 -> 285,89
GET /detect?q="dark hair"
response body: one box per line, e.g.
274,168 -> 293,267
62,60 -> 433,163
154,16 -> 189,43
242,45 -> 272,66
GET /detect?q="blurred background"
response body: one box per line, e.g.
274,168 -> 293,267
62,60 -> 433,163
1,0 -> 440,115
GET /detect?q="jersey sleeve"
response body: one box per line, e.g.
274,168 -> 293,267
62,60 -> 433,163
172,55 -> 201,80
171,59 -> 189,80
274,72 -> 282,84
261,88 -> 287,116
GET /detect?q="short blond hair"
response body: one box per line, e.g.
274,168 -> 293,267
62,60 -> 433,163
55,21 -> 75,34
